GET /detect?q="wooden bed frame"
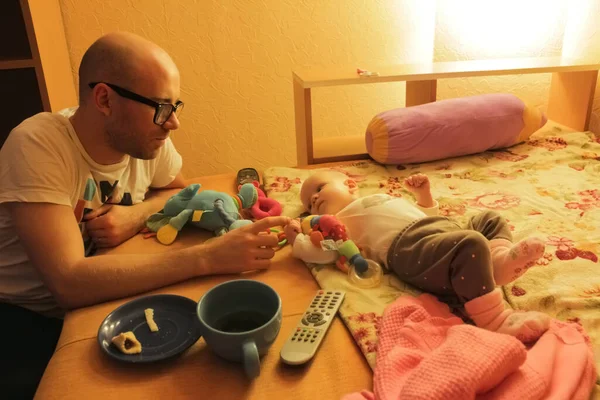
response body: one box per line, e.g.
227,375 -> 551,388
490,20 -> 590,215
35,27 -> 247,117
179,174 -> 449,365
293,56 -> 600,166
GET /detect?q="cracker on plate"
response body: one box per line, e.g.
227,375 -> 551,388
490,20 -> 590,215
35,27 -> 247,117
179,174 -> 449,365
111,331 -> 142,354
145,308 -> 159,332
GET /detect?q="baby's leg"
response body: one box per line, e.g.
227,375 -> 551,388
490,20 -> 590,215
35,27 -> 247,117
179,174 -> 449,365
387,220 -> 495,301
387,218 -> 549,342
446,231 -> 550,342
466,211 -> 545,285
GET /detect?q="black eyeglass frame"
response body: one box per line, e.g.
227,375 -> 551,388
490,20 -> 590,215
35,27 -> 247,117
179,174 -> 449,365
88,82 -> 184,126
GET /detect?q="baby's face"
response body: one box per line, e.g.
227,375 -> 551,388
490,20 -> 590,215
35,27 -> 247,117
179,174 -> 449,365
300,171 -> 357,215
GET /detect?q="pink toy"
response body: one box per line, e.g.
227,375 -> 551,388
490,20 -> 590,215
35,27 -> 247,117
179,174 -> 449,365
241,181 -> 283,220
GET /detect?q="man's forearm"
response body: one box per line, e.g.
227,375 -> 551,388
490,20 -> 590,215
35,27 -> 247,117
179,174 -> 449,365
58,244 -> 211,309
130,188 -> 182,230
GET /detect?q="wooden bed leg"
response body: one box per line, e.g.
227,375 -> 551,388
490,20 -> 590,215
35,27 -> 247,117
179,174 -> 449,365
547,70 -> 598,131
405,79 -> 437,107
294,78 -> 314,166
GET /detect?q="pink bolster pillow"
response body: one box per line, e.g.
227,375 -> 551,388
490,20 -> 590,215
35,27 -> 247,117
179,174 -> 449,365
365,93 -> 547,164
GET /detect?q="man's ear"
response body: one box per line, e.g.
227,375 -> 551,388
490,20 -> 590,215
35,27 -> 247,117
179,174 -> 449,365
345,179 -> 358,194
93,84 -> 112,117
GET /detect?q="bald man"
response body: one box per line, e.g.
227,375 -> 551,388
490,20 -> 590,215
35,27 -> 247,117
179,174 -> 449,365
0,32 -> 288,397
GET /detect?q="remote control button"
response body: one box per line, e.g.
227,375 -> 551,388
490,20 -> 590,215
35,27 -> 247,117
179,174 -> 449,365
314,320 -> 326,326
327,291 -> 332,294
310,340 -> 315,343
319,291 -> 324,294
296,328 -> 301,332
301,318 -> 309,325
306,312 -> 324,323
335,292 -> 341,295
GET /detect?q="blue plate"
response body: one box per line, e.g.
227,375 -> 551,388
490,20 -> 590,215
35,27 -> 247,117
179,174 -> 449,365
98,294 -> 202,363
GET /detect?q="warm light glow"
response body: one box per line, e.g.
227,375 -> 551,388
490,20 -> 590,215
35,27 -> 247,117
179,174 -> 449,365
563,0 -> 600,59
389,0 -> 437,63
434,0 -> 568,60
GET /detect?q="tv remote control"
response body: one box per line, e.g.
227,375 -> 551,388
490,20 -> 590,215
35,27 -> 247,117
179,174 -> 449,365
280,290 -> 346,365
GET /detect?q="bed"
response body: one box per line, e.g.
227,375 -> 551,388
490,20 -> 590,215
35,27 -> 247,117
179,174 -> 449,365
263,120 -> 600,393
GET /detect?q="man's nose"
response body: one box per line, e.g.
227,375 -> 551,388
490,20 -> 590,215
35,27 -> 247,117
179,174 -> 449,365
163,111 -> 180,130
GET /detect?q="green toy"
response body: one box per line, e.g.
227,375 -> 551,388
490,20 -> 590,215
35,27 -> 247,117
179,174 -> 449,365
146,183 -> 258,245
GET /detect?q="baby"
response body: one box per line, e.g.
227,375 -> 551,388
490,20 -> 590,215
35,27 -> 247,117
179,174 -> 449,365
285,170 -> 550,342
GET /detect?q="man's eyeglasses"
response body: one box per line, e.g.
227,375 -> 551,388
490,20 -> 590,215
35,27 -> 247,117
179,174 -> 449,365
88,82 -> 184,126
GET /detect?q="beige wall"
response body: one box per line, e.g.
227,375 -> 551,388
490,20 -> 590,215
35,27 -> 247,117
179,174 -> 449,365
59,0 -> 600,177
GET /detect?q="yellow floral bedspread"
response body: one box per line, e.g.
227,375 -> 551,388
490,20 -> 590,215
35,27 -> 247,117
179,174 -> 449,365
263,122 -> 600,377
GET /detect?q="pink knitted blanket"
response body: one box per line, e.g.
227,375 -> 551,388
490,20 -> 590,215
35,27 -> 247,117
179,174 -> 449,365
343,294 -> 596,400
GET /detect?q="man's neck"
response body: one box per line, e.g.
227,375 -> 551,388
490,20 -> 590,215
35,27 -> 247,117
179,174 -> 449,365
70,107 -> 127,165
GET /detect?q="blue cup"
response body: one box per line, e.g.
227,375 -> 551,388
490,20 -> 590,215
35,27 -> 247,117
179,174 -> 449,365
196,279 -> 282,379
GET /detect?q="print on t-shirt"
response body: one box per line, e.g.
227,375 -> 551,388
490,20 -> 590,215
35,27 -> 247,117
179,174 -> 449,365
73,177 -> 132,256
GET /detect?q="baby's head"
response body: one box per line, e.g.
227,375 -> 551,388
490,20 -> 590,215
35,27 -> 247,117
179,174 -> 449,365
300,170 -> 358,215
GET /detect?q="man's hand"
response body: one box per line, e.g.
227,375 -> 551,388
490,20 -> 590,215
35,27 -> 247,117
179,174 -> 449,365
200,216 -> 291,274
84,204 -> 145,247
404,173 -> 435,208
82,173 -> 185,248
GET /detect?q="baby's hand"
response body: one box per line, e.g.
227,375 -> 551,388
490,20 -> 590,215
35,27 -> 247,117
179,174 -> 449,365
284,219 -> 302,244
404,174 -> 435,208
404,173 -> 430,194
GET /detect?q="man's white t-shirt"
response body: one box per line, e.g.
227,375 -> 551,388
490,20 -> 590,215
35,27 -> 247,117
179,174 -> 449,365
0,108 -> 182,317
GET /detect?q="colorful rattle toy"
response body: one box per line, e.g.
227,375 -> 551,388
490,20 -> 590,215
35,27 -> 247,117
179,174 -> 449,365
286,214 -> 383,288
301,215 -> 368,274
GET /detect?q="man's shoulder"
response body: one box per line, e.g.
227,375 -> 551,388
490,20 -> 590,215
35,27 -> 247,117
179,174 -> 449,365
12,110 -> 72,135
8,110 -> 75,150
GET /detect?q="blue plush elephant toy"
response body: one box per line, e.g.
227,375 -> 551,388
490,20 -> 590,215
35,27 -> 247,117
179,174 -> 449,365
146,183 -> 258,245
